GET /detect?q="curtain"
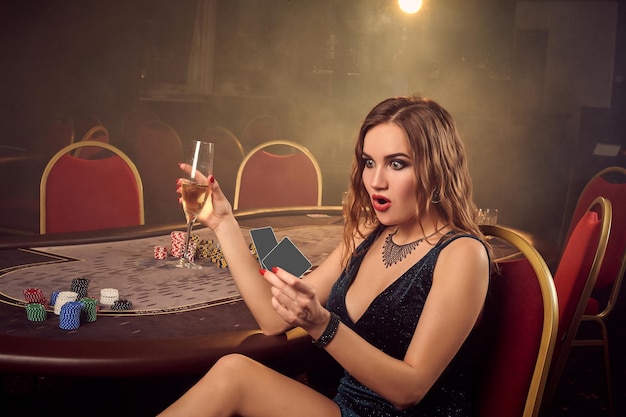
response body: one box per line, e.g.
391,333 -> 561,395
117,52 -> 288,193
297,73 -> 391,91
186,0 -> 217,95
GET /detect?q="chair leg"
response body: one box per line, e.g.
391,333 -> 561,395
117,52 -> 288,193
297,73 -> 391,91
573,318 -> 615,416
598,320 -> 614,417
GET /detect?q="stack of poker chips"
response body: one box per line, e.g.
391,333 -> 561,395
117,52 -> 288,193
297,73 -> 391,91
154,245 -> 168,260
71,277 -> 90,299
170,231 -> 186,258
170,231 -> 231,268
54,291 -> 78,315
49,291 -> 60,306
25,303 -> 47,321
59,301 -> 82,330
170,231 -> 199,262
99,288 -> 119,306
79,297 -> 98,322
23,288 -> 47,306
111,299 -> 133,311
186,242 -> 197,262
194,239 -> 228,268
249,243 -> 259,261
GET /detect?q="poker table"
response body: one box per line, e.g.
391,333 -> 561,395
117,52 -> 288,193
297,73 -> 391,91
0,207 -> 558,380
0,207 -> 344,378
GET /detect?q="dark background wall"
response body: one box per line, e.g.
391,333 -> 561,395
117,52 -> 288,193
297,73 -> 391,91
1,0 -> 624,247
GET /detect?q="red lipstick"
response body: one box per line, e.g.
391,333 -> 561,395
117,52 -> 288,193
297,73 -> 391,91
372,194 -> 391,212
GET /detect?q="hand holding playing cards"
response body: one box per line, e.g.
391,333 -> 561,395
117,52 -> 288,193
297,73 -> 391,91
260,267 -> 330,336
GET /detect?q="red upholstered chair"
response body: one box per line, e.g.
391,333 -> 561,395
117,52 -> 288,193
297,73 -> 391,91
72,125 -> 110,159
40,141 -> 144,234
129,120 -> 183,224
566,166 -> 626,415
477,225 -> 558,417
543,196 -> 611,410
201,126 -> 245,202
233,140 -> 322,211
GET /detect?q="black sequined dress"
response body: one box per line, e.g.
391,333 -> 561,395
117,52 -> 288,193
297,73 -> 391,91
327,227 -> 487,417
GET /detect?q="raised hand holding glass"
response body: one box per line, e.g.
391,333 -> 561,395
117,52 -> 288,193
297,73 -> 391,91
177,140 -> 214,268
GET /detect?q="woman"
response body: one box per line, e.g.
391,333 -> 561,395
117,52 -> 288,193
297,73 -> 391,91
159,95 -> 490,417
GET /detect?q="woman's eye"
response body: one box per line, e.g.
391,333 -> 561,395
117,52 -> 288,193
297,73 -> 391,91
391,160 -> 405,170
364,159 -> 375,168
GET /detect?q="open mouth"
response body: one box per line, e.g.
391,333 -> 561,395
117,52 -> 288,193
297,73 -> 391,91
372,195 -> 391,211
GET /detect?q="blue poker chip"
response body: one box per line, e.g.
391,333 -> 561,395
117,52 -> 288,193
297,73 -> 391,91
59,301 -> 82,330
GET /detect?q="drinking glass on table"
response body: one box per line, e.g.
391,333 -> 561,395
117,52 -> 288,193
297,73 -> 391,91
177,140 -> 214,269
476,208 -> 498,225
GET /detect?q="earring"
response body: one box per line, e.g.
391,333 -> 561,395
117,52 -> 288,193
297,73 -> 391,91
431,189 -> 441,204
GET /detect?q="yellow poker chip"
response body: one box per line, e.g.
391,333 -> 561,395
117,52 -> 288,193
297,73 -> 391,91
249,243 -> 259,260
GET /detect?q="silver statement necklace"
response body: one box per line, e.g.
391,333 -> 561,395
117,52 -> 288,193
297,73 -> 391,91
382,225 -> 448,268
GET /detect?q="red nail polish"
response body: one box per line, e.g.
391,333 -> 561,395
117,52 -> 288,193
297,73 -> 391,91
259,268 -> 266,276
209,175 -> 215,183
271,267 -> 278,273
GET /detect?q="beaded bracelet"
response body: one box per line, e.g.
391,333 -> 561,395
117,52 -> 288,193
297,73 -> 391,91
313,312 -> 340,348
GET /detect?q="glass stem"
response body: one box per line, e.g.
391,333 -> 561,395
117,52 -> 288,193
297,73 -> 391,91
183,218 -> 195,262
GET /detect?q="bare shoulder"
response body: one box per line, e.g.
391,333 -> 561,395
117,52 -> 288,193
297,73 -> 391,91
436,235 -> 490,274
441,234 -> 487,256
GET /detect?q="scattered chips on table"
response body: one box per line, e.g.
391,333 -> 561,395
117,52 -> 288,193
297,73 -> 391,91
111,299 -> 133,311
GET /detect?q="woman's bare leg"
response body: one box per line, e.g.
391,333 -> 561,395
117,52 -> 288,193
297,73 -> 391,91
157,353 -> 341,417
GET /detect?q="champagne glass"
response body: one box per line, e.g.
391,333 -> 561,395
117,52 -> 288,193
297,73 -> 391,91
177,140 -> 214,269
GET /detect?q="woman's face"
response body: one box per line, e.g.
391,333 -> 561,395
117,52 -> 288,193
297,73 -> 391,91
362,122 -> 418,226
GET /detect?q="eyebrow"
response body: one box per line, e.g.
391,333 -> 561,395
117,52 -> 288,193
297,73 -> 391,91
361,152 -> 411,160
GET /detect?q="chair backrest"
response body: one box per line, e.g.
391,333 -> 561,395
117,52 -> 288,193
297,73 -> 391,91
201,126 -> 245,202
477,225 -> 558,417
544,196 -> 611,403
40,141 -> 144,234
120,108 -> 160,143
73,113 -> 103,144
131,120 -> 184,224
565,167 -> 626,314
240,114 -> 281,151
73,125 -> 110,159
233,140 -> 323,211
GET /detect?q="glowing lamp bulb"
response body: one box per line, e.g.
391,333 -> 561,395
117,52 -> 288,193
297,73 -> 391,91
398,0 -> 423,14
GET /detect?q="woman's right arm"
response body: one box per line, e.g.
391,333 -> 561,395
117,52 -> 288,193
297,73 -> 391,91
188,173 -> 343,335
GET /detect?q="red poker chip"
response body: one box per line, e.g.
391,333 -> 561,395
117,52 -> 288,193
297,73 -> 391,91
154,246 -> 168,260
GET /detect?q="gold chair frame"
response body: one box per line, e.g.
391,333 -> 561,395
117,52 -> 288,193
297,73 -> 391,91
480,224 -> 558,417
543,196 -> 612,410
72,125 -> 110,158
233,140 -> 323,211
570,167 -> 626,417
40,141 -> 145,234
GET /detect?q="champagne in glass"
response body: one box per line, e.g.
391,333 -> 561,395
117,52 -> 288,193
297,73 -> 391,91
177,140 -> 214,269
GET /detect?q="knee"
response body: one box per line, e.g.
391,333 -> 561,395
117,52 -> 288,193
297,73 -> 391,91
212,353 -> 254,373
202,354 -> 255,384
